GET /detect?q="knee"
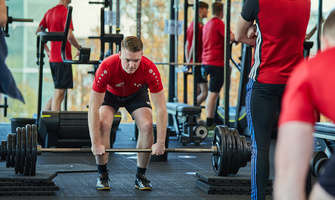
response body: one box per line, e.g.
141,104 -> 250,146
202,90 -> 208,97
138,121 -> 153,137
54,91 -> 65,100
100,118 -> 113,135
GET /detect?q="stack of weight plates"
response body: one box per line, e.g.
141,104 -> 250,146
195,172 -> 272,195
0,171 -> 59,196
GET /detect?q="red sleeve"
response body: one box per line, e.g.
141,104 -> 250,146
146,62 -> 163,93
39,14 -> 47,29
92,62 -> 110,93
279,62 -> 316,125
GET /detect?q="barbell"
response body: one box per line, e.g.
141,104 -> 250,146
0,124 -> 251,176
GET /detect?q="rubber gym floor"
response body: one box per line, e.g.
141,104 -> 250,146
0,122 -> 275,200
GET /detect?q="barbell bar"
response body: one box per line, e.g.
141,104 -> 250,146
154,62 -> 202,66
0,124 -> 251,176
39,147 -> 215,154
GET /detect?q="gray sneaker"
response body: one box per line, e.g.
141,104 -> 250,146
96,172 -> 110,190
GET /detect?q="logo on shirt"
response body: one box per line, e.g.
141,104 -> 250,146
115,82 -> 124,87
134,83 -> 142,87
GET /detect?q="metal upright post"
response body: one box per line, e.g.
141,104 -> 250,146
317,0 -> 323,51
234,44 -> 252,130
183,0 -> 189,104
37,40 -> 45,122
192,0 -> 199,106
168,0 -> 176,126
136,0 -> 142,39
173,0 -> 179,102
223,0 -> 231,126
109,0 -> 113,54
116,0 -> 120,31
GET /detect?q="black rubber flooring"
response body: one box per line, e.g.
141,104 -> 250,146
0,122 -> 275,199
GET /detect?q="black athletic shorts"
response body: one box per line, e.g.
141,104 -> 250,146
204,65 -> 224,92
319,154 -> 335,196
195,65 -> 208,84
102,85 -> 152,114
50,62 -> 73,89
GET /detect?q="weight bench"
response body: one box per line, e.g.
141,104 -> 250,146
309,122 -> 335,177
166,102 -> 207,146
38,111 -> 121,148
314,122 -> 335,156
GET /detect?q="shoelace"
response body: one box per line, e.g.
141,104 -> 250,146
99,173 -> 110,182
137,175 -> 150,184
141,178 -> 150,184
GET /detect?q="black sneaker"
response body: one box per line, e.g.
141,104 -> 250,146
96,172 -> 110,190
135,174 -> 152,190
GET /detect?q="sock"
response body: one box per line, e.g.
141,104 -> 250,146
136,166 -> 146,176
206,118 -> 213,126
97,164 -> 108,174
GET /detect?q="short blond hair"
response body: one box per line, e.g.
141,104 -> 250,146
121,36 -> 143,52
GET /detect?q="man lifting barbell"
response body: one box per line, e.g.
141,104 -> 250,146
88,36 -> 168,191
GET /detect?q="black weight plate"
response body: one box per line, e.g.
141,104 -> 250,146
243,137 -> 250,166
214,125 -> 227,176
315,158 -> 328,177
220,126 -> 227,176
224,126 -> 232,176
1,140 -> 6,160
211,127 -> 218,174
232,129 -> 241,174
240,136 -> 248,167
11,133 -> 16,168
20,127 -> 26,174
229,129 -> 237,175
25,125 -> 32,176
310,151 -> 327,177
6,134 -> 12,168
31,124 -> 37,176
233,129 -> 242,172
211,126 -> 221,175
246,140 -> 252,162
15,128 -> 21,174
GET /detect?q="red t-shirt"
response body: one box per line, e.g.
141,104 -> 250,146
202,17 -> 225,67
39,4 -> 74,62
92,54 -> 163,97
279,47 -> 335,125
186,21 -> 203,63
241,0 -> 310,84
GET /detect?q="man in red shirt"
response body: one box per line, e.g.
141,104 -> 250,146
88,36 -> 167,191
36,0 -> 81,111
275,11 -> 335,200
235,0 -> 310,199
202,1 -> 235,130
185,1 -> 208,106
